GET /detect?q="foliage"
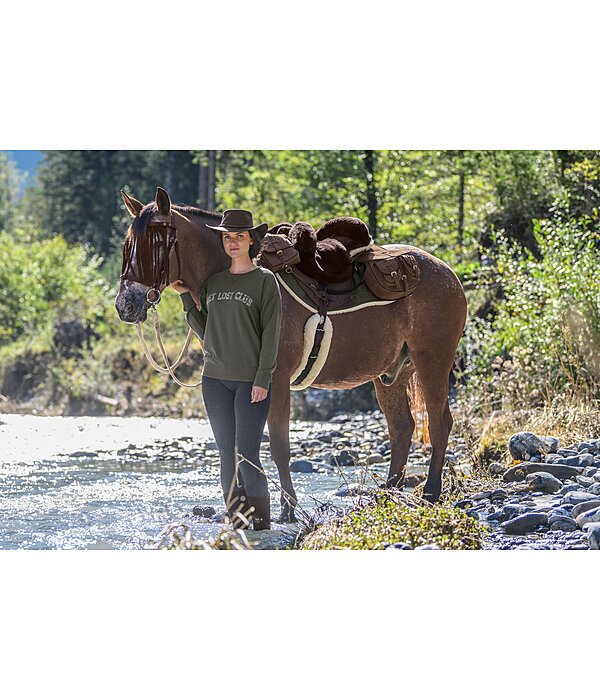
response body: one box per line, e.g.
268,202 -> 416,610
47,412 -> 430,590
0,229 -> 110,344
462,196 -> 600,409
300,493 -> 484,550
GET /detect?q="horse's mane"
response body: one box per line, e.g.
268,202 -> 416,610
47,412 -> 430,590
127,202 -> 222,240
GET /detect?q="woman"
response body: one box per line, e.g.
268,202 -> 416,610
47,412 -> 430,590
171,209 -> 282,531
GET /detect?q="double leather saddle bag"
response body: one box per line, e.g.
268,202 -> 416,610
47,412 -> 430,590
257,233 -> 301,272
354,246 -> 421,300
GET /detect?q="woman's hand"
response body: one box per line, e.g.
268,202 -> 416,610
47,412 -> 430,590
251,386 -> 268,402
171,279 -> 189,294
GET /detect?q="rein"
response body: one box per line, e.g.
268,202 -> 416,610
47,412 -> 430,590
121,219 -> 202,388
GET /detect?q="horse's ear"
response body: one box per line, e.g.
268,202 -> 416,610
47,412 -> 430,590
156,187 -> 171,215
121,190 -> 143,217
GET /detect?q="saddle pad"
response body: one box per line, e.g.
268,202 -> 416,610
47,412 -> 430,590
276,265 -> 396,314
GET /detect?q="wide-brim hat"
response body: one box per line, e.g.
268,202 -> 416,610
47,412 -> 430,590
207,209 -> 269,243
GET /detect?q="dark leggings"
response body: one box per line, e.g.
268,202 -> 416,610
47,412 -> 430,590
201,376 -> 272,498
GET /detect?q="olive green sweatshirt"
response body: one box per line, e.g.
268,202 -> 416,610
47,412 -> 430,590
180,266 -> 282,390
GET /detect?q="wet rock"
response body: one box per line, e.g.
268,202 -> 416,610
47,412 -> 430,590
366,454 -> 383,464
504,462 -> 582,482
290,459 -> 318,473
378,440 -> 391,454
525,471 -> 562,494
508,432 -> 547,461
576,506 -> 600,528
330,450 -> 360,467
571,500 -> 600,519
192,505 -> 216,518
501,513 -> 548,535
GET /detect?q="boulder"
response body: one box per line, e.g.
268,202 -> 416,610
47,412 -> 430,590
508,432 -> 547,461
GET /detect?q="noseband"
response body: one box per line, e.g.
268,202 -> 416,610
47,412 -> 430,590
120,220 -> 182,306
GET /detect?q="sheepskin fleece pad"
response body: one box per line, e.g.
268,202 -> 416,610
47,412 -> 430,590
268,217 -> 373,284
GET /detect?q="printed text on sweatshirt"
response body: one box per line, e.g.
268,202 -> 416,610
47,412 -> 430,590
180,267 -> 282,390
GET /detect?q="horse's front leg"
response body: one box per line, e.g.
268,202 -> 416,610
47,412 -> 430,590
268,371 -> 298,523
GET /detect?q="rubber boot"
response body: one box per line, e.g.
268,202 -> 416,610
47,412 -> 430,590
224,488 -> 251,529
247,494 -> 271,531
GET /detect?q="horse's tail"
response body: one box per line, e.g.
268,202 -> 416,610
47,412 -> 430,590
408,372 -> 429,449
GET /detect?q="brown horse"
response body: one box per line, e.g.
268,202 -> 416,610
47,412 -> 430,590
115,188 -> 467,521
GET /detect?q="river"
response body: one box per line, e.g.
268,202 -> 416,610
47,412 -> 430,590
0,412 -> 402,549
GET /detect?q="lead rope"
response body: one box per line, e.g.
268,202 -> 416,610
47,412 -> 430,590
135,306 -> 203,388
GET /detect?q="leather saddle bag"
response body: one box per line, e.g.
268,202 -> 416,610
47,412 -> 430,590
257,233 -> 301,272
354,246 -> 421,300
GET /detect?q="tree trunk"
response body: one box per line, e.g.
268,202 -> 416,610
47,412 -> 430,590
198,151 -> 207,208
458,149 -> 465,249
207,150 -> 216,211
364,150 -> 378,242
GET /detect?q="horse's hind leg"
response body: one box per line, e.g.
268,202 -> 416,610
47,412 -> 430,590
267,371 -> 298,523
410,354 -> 454,503
373,375 -> 415,488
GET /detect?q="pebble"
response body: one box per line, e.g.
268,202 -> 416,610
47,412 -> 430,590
330,450 -> 360,467
503,462 -> 582,482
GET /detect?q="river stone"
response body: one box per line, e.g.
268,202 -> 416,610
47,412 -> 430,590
501,512 -> 548,535
503,462 -> 582,482
571,500 -> 600,519
508,432 -> 547,461
576,506 -> 600,527
192,505 -> 216,518
525,471 -> 562,494
290,459 -> 318,473
562,490 -> 598,505
559,483 -> 582,495
587,524 -> 600,550
556,453 -> 595,468
330,450 -> 360,467
489,462 -> 506,475
540,435 -> 561,453
548,516 -> 578,531
576,475 -> 595,488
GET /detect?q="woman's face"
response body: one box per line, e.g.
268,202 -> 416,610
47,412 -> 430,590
222,230 -> 253,260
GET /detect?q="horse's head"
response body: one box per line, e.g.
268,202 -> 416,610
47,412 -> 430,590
115,187 -> 180,324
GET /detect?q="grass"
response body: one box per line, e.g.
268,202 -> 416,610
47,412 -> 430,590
299,489 -> 485,550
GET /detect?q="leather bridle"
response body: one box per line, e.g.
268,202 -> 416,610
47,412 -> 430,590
120,220 -> 182,307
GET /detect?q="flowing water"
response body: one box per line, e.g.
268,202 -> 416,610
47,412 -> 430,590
0,413 -> 395,550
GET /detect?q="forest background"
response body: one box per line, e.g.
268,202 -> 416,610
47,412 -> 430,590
1,149 -> 599,427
